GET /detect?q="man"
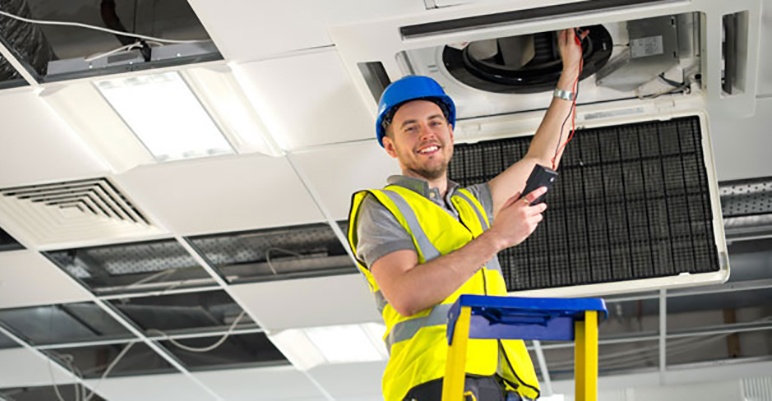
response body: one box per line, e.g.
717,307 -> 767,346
347,29 -> 585,401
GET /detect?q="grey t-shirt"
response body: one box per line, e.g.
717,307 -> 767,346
355,175 -> 494,268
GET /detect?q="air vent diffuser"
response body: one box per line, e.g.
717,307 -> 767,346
0,178 -> 164,247
449,115 -> 722,292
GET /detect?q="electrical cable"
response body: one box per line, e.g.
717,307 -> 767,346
84,40 -> 162,62
551,30 -> 585,170
265,247 -> 304,276
83,342 -> 136,401
147,310 -> 247,353
0,9 -> 208,44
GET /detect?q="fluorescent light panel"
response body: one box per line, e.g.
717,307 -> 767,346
95,71 -> 233,162
269,323 -> 387,370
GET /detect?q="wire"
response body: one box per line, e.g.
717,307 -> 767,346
83,342 -> 136,401
84,40 -> 163,62
265,247 -> 303,275
147,310 -> 247,353
551,31 -> 585,170
0,9 -> 208,44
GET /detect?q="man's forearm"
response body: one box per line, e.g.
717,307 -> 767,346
374,229 -> 506,316
526,66 -> 582,167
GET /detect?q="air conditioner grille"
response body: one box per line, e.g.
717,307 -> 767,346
449,116 -> 719,291
0,178 -> 148,224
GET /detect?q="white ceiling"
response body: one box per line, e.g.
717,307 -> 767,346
0,0 -> 771,400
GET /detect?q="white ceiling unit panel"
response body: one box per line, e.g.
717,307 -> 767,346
187,0 -> 424,60
331,0 -> 762,124
193,366 -> 325,401
289,142 -> 401,221
115,154 -> 324,235
0,250 -> 91,309
229,274 -> 380,331
329,0 -> 757,296
234,49 -> 375,150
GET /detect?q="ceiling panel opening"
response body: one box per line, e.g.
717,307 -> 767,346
0,330 -> 19,349
188,222 -> 356,284
0,0 -> 221,84
45,341 -> 176,379
0,384 -> 106,401
45,239 -> 215,295
108,289 -> 256,336
157,332 -> 288,371
0,302 -> 134,346
0,226 -> 23,252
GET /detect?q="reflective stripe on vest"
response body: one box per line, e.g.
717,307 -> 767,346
386,303 -> 452,350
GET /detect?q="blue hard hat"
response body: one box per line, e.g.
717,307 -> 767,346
375,75 -> 456,147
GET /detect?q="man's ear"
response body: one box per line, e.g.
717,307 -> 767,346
383,135 -> 398,159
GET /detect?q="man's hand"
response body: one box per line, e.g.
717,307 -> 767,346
557,28 -> 588,84
486,186 -> 548,250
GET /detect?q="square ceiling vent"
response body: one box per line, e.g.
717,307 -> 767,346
0,178 -> 165,248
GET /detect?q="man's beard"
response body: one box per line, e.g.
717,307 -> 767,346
407,162 -> 448,181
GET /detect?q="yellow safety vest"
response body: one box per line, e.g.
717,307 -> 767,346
348,184 -> 540,401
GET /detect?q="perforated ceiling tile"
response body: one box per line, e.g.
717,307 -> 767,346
45,239 -> 214,295
188,222 -> 355,284
720,177 -> 772,218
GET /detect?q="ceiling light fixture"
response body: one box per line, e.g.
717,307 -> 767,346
268,322 -> 387,371
95,71 -> 234,162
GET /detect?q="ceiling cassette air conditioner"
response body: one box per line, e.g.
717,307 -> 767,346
331,0 -> 763,297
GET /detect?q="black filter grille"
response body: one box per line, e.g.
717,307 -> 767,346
449,116 -> 719,291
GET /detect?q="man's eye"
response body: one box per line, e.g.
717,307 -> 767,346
404,126 -> 417,133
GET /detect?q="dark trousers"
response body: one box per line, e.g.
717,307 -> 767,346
402,375 -> 522,401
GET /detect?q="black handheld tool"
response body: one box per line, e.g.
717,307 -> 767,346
521,164 -> 558,205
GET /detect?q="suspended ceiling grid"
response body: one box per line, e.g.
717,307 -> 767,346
0,0 -> 771,400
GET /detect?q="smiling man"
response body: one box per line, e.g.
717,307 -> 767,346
347,28 -> 585,401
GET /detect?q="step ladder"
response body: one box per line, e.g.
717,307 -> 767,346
442,294 -> 608,401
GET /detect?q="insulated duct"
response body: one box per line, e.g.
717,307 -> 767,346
0,0 -> 55,81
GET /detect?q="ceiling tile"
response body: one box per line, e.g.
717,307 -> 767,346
229,274 -> 380,331
0,90 -> 107,188
235,49 -> 374,150
187,0 -> 423,60
289,142 -> 400,221
83,374 -> 216,401
115,154 -> 324,235
194,366 -> 324,400
0,348 -> 76,387
0,250 -> 90,309
307,361 -> 385,399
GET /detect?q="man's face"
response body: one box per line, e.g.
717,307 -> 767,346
382,100 -> 454,181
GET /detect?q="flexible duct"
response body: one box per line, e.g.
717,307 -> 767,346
0,0 -> 55,81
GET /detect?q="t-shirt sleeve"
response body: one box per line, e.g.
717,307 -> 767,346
354,194 -> 416,268
466,182 -> 495,224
